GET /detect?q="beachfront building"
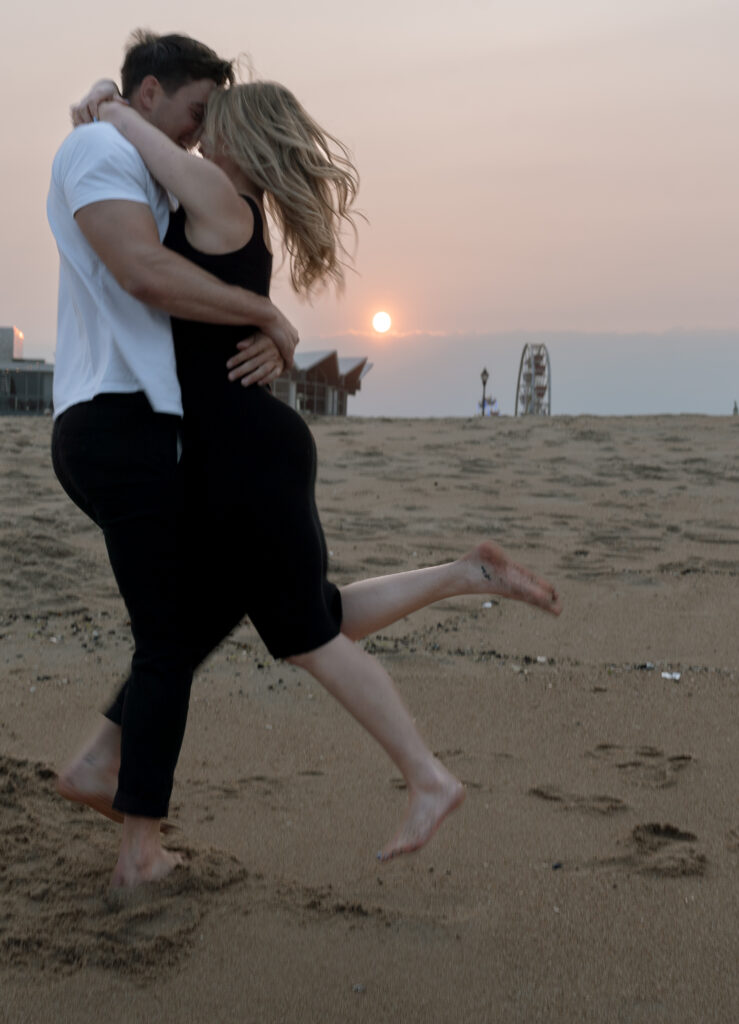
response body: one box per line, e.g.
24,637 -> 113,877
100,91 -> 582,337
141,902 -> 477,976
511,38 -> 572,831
272,350 -> 371,416
0,326 -> 54,415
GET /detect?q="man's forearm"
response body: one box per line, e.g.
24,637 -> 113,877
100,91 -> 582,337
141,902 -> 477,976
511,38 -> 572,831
129,244 -> 295,366
132,244 -> 270,327
73,199 -> 297,367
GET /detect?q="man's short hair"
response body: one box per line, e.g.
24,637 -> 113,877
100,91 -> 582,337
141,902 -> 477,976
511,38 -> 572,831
121,30 -> 234,99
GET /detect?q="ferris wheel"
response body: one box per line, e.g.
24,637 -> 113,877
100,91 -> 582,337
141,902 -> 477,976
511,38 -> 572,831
515,343 -> 551,416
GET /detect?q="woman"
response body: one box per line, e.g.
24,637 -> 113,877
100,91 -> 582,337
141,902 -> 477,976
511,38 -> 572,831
61,78 -> 561,885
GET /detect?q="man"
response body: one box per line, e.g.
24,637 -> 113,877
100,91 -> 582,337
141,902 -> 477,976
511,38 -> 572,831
48,31 -> 297,888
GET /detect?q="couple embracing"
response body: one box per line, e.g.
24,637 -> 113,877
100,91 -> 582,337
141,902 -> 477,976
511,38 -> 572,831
48,30 -> 561,889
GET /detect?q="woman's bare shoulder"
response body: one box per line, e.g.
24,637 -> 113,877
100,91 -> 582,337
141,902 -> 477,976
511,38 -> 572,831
182,161 -> 255,254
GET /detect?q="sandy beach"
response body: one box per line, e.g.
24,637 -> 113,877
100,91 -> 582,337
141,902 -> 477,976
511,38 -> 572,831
1,412 -> 738,1023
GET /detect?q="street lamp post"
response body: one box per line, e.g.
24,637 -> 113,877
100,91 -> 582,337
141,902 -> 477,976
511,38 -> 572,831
480,367 -> 489,416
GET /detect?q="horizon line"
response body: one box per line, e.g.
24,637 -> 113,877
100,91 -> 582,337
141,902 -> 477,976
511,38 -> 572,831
305,325 -> 739,343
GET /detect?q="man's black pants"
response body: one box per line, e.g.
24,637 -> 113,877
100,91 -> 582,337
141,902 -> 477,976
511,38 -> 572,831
52,393 -> 192,818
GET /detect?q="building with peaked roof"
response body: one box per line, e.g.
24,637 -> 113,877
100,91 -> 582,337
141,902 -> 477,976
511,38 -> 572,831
0,327 -> 54,414
271,350 -> 371,415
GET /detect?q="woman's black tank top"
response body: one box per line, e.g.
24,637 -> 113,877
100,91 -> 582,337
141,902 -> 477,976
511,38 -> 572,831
163,196 -> 273,411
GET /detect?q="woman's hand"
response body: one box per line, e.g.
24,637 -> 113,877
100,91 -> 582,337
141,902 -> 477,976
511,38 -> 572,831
70,79 -> 122,126
97,98 -> 130,125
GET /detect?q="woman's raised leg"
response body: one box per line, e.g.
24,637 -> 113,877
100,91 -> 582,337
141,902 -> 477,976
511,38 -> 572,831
339,540 -> 561,641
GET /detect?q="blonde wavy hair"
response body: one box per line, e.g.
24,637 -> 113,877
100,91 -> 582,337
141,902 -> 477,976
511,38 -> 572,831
204,82 -> 360,296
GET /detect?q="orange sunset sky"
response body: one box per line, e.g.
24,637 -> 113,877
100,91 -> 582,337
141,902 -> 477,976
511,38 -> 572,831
3,0 -> 738,414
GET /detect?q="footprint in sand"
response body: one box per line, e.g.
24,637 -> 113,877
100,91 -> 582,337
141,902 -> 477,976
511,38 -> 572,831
596,822 -> 707,878
187,773 -> 288,822
528,784 -> 629,816
726,828 -> 739,855
586,744 -> 693,789
391,774 -> 483,793
0,755 -> 247,977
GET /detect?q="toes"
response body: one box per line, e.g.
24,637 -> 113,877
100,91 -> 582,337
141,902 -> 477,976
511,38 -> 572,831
379,840 -> 404,862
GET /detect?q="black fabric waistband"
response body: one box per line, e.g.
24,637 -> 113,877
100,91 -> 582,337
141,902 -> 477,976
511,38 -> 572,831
59,392 -> 180,424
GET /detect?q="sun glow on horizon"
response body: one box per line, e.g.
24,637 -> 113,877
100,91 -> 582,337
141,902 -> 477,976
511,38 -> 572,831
372,311 -> 392,334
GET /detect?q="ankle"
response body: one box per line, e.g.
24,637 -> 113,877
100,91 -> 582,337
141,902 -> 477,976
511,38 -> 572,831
403,753 -> 448,793
121,816 -> 164,855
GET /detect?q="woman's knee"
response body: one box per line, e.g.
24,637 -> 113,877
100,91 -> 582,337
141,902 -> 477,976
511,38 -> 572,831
285,633 -> 345,671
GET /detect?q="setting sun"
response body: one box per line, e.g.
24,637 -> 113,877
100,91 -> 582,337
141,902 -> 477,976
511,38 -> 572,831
372,311 -> 392,334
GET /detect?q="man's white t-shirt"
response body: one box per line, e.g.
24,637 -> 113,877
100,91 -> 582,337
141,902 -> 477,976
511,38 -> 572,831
47,122 -> 183,419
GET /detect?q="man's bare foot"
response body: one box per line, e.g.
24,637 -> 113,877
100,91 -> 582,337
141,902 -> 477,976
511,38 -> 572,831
57,719 -> 176,833
111,847 -> 182,888
378,763 -> 466,862
460,541 -> 562,615
57,718 -> 122,823
57,775 -> 122,823
110,816 -> 183,889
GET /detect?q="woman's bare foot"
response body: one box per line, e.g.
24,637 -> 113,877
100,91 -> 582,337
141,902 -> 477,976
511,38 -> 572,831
460,541 -> 562,614
57,718 -> 122,823
378,762 -> 466,862
110,816 -> 183,889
